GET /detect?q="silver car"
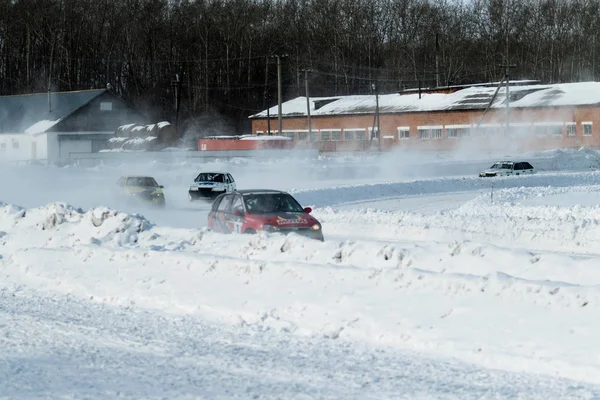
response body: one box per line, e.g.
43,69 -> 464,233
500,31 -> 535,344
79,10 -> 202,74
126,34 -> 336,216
188,172 -> 237,201
479,161 -> 535,177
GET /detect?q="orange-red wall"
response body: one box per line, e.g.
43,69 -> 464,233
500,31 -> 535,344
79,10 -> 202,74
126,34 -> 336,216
250,106 -> 600,152
198,139 -> 294,151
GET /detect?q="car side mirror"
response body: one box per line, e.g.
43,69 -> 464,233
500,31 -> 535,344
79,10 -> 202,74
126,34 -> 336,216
159,185 -> 164,188
303,207 -> 312,214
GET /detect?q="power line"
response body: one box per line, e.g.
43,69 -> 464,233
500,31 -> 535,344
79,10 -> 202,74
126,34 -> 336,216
0,53 -> 275,64
309,68 -> 493,86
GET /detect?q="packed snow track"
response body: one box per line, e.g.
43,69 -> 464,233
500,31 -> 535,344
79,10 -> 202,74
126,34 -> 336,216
3,148 -> 600,398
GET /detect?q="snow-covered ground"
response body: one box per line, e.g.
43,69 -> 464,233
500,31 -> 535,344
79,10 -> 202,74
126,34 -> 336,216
3,147 -> 600,398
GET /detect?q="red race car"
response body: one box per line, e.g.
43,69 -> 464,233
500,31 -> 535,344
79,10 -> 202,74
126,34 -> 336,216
208,189 -> 324,241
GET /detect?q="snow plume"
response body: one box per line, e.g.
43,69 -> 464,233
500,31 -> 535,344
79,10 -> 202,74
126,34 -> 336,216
180,107 -> 238,149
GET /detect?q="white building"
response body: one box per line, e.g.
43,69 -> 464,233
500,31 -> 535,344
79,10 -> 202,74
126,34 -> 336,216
0,88 -> 147,164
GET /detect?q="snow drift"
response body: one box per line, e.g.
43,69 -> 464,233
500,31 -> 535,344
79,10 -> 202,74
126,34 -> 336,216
2,200 -> 600,385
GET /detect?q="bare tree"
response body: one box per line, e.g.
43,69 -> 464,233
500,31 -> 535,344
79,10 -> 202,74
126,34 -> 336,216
2,0 -> 600,131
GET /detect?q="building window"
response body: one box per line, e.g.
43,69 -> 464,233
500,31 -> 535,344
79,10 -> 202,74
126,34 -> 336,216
310,131 -> 320,141
320,130 -> 338,141
550,126 -> 563,136
0,142 -> 5,151
535,126 -> 547,137
298,131 -> 308,141
344,129 -> 366,141
12,139 -> 19,149
567,123 -> 576,137
100,101 -> 113,111
397,127 -> 410,140
281,131 -> 297,140
583,123 -> 593,136
510,124 -> 531,136
368,127 -> 379,139
418,126 -> 441,140
445,125 -> 471,138
331,130 -> 342,141
418,128 -> 430,140
513,127 -> 530,136
533,123 -> 562,137
471,127 -> 486,136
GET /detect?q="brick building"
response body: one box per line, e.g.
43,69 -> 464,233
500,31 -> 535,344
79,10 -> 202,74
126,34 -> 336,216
249,81 -> 600,153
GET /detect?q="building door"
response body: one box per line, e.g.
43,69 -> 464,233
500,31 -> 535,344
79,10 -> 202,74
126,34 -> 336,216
31,142 -> 37,160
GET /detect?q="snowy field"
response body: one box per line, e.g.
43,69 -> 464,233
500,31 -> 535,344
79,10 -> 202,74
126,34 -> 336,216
3,147 -> 600,398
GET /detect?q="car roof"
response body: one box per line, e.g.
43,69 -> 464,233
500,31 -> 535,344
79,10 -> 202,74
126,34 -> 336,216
233,189 -> 287,195
196,171 -> 229,175
120,175 -> 157,179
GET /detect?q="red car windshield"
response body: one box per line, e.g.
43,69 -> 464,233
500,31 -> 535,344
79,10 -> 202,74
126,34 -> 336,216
243,193 -> 304,214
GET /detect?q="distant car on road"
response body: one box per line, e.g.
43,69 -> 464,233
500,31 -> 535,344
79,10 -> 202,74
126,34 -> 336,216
116,175 -> 166,207
188,172 -> 236,201
479,161 -> 535,177
208,189 -> 324,241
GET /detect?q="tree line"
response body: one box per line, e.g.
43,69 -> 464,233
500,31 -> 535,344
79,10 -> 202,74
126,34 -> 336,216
1,0 -> 599,141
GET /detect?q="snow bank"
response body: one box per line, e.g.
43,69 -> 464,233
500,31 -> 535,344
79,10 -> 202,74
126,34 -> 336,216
2,201 -> 600,384
524,147 -> 600,171
312,183 -> 600,255
0,202 -> 154,248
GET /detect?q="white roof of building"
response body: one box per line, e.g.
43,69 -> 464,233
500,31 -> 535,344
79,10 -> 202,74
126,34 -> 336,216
239,135 -> 291,141
203,134 -> 292,141
25,119 -> 61,134
249,82 -> 600,119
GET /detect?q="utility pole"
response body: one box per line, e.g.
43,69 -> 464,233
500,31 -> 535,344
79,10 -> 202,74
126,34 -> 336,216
371,83 -> 381,151
277,55 -> 283,135
499,64 -> 516,135
435,33 -> 440,88
268,54 -> 288,136
47,64 -> 52,113
501,0 -> 515,136
376,85 -> 381,151
171,73 -> 182,135
475,75 -> 506,129
505,65 -> 509,136
267,93 -> 271,135
264,57 -> 270,135
302,69 -> 312,141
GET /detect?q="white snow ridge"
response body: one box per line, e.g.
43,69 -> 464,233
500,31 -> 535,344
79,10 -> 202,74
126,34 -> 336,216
2,149 -> 600,398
